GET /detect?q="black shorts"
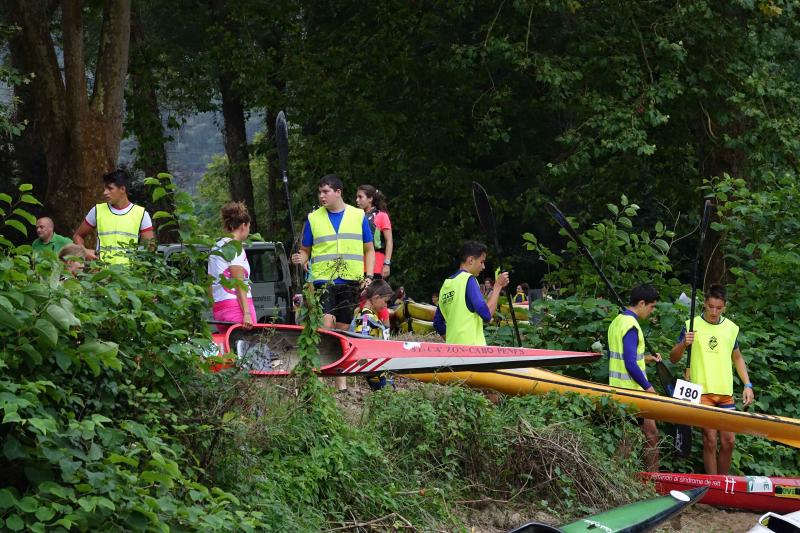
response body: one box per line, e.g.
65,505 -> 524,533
317,282 -> 360,324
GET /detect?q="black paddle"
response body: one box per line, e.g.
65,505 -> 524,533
275,111 -> 300,290
472,182 -> 522,347
686,200 -> 713,372
545,202 -> 692,457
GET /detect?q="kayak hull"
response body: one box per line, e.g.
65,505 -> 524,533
642,472 -> 800,513
210,324 -> 601,376
399,318 -> 435,334
509,487 -> 707,533
407,368 -> 800,449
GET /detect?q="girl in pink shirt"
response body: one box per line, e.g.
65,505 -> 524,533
208,202 -> 256,332
356,184 -> 393,280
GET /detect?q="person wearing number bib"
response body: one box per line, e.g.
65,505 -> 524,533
433,241 -> 509,345
607,283 -> 662,472
669,284 -> 754,475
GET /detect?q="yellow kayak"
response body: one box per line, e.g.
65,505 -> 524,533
407,368 -> 800,449
399,318 -> 436,334
499,303 -> 528,320
394,301 -> 436,322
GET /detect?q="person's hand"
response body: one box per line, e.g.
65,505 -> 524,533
645,353 -> 662,364
85,248 -> 98,261
683,331 -> 695,347
291,253 -> 303,265
382,264 -> 390,278
494,271 -> 510,289
742,386 -> 755,408
645,386 -> 657,394
241,311 -> 254,330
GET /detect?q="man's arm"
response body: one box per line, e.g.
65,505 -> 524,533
140,229 -> 156,251
732,347 -> 754,407
73,221 -> 98,260
363,242 -> 375,278
669,329 -> 692,363
485,272 -> 510,316
292,246 -> 311,267
622,328 -> 655,392
433,306 -> 446,338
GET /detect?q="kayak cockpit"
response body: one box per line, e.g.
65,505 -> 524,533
226,325 -> 346,374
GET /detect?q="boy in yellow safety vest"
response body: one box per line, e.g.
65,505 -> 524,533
291,174 -> 375,392
73,169 -> 155,264
433,241 -> 509,346
669,284 -> 754,475
607,283 -> 662,471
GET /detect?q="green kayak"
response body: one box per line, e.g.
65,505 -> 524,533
509,487 -> 708,533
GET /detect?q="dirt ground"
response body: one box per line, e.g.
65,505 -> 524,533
331,373 -> 765,533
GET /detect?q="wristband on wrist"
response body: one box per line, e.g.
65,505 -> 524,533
366,274 -> 374,279
744,383 -> 753,389
384,259 -> 391,266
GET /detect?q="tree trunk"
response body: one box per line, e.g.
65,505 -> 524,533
5,0 -> 131,237
219,70 -> 258,233
698,134 -> 746,288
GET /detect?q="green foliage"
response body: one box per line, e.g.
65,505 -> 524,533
0,191 -> 267,531
366,385 -> 646,515
524,195 -> 678,298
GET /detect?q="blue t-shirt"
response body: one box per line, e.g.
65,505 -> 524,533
433,270 -> 492,336
302,208 -> 373,285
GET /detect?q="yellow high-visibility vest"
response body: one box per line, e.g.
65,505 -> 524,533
439,271 -> 486,346
96,203 -> 145,265
308,205 -> 365,282
607,313 -> 646,391
687,316 -> 739,395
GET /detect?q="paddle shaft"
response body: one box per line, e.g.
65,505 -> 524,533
545,203 -> 668,381
275,111 -> 301,290
686,200 -> 712,370
472,181 -> 522,347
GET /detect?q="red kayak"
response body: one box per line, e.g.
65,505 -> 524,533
209,324 -> 600,376
641,472 -> 800,513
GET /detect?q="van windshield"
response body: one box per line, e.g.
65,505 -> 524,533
247,249 -> 283,283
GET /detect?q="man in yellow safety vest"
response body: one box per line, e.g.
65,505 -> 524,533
73,170 -> 155,264
433,241 -> 509,346
291,174 -> 375,392
607,283 -> 662,471
669,284 -> 754,475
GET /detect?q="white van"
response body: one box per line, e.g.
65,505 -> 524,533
159,242 -> 294,324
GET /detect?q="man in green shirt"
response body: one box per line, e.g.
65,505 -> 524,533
32,217 -> 72,253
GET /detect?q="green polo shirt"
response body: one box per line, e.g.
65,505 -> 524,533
32,233 -> 72,253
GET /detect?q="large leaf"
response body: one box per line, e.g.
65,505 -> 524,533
46,304 -> 80,330
34,319 -> 59,349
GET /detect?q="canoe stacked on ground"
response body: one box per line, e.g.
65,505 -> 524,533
642,472 -> 800,513
406,368 -> 800,449
509,487 -> 707,532
399,318 -> 436,334
499,302 -> 529,320
209,324 -> 601,376
393,301 -> 436,322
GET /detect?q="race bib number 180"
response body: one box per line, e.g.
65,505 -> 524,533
673,378 -> 702,404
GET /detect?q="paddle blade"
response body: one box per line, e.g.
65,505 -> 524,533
672,423 -> 693,458
545,202 -> 582,244
699,199 -> 712,241
472,181 -> 501,252
656,361 -> 676,394
275,110 -> 289,174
